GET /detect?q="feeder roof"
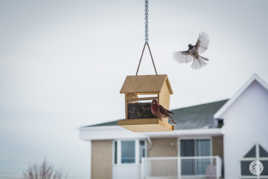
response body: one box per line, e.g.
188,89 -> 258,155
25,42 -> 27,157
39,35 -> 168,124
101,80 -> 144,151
120,74 -> 173,94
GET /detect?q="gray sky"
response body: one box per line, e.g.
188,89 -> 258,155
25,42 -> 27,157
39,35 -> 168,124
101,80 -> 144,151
1,0 -> 268,178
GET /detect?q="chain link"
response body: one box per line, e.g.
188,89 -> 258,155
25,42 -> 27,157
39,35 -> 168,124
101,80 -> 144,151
145,0 -> 149,42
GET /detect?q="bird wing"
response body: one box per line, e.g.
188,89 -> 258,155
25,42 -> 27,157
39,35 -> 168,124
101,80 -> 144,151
173,51 -> 193,63
191,57 -> 208,69
196,32 -> 209,54
159,105 -> 170,116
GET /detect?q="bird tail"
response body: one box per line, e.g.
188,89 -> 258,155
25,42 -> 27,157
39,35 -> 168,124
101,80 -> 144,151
200,55 -> 209,61
191,58 -> 207,69
167,110 -> 174,115
167,110 -> 174,119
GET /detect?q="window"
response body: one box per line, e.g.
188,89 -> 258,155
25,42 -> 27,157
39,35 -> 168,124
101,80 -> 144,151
114,141 -> 117,164
139,140 -> 147,163
121,141 -> 135,164
260,145 -> 268,158
180,139 -> 211,175
127,94 -> 158,119
180,139 -> 211,156
241,144 -> 268,178
113,140 -> 146,165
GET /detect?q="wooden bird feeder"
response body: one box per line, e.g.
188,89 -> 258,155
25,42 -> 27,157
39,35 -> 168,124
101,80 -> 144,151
117,74 -> 174,132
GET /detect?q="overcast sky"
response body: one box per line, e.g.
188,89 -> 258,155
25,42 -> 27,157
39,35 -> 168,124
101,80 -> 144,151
1,0 -> 268,178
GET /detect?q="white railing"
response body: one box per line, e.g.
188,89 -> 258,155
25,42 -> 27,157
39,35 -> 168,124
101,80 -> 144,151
141,156 -> 222,179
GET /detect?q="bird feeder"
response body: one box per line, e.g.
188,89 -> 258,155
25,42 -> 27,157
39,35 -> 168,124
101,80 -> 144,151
117,0 -> 174,132
117,74 -> 174,132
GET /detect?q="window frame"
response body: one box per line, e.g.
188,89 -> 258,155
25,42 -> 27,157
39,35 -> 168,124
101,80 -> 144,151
121,140 -> 136,164
178,137 -> 213,176
139,140 -> 147,163
178,136 -> 213,157
240,144 -> 268,179
113,139 -> 147,165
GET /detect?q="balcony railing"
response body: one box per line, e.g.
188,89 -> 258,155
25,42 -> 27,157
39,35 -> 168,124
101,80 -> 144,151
141,156 -> 222,179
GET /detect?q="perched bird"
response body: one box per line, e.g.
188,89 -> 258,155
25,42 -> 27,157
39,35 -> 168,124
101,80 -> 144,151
151,99 -> 176,125
174,32 -> 210,69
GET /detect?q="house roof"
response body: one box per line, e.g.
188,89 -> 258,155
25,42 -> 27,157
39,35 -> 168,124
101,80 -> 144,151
214,74 -> 268,118
172,99 -> 228,129
120,74 -> 173,94
85,99 -> 228,130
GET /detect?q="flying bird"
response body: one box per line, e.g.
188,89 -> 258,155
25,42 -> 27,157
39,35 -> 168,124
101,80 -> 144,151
151,99 -> 176,125
174,32 -> 210,69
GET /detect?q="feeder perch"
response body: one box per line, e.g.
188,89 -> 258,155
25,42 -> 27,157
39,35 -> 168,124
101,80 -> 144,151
117,74 -> 174,132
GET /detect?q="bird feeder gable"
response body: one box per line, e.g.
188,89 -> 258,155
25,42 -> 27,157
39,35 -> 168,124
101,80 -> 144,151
160,78 -> 173,95
120,74 -> 173,94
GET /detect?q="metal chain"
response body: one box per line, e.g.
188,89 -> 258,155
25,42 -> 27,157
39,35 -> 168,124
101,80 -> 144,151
145,0 -> 149,42
135,0 -> 158,76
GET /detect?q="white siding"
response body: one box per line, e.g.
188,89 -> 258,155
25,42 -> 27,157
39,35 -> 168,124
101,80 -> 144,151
221,81 -> 268,179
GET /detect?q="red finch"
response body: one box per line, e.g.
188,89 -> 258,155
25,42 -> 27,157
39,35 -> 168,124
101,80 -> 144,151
151,99 -> 176,125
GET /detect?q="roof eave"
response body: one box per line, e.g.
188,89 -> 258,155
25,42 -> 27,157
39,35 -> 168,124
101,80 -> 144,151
79,126 -> 223,141
214,73 -> 268,118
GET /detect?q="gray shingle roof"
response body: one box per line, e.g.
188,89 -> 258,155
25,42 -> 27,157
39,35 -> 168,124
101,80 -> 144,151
84,99 -> 228,130
172,99 -> 228,130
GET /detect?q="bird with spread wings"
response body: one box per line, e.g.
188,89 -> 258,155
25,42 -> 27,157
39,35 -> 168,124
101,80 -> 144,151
174,32 -> 210,69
